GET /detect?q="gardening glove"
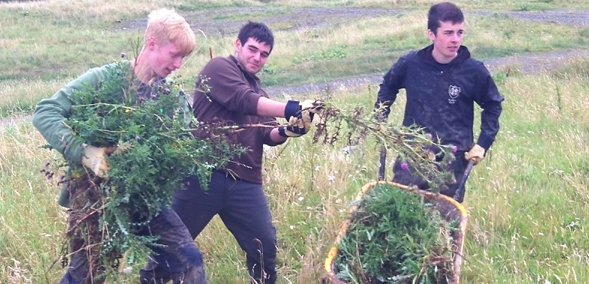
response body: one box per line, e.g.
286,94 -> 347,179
284,99 -> 317,120
465,144 -> 485,165
81,144 -> 114,178
374,109 -> 388,123
278,116 -> 309,138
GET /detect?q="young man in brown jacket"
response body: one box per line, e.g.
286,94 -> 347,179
143,21 -> 316,284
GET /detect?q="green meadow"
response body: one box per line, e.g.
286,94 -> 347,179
1,0 -> 588,283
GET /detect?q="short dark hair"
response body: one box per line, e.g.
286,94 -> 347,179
237,21 -> 274,53
427,2 -> 464,34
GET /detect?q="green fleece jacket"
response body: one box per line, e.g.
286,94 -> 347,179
32,61 -> 192,207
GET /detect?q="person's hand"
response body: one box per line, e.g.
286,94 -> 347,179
81,144 -> 116,178
284,99 -> 320,120
465,144 -> 485,165
278,116 -> 309,138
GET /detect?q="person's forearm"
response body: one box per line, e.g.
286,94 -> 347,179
256,97 -> 286,117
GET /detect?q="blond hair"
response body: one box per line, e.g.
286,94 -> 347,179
144,8 -> 196,56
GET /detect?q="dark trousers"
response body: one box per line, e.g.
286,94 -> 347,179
392,152 -> 468,202
60,207 -> 206,284
172,171 -> 278,284
138,208 -> 208,284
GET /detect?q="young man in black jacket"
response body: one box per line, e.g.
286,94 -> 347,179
375,1 -> 504,202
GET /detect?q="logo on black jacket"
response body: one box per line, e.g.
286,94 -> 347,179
448,85 -> 461,104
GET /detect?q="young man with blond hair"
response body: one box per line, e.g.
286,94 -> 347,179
375,2 -> 504,202
33,8 -> 207,284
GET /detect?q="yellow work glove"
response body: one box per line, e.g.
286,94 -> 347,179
281,100 -> 324,137
284,99 -> 323,120
465,144 -> 485,165
81,144 -> 112,178
278,116 -> 309,138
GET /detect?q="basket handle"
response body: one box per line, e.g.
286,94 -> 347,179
453,159 -> 475,202
378,145 -> 386,181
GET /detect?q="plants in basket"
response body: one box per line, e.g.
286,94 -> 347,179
334,183 -> 459,284
311,103 -> 463,284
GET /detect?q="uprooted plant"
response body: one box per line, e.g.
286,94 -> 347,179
41,61 -> 244,282
311,100 -> 456,190
39,62 -> 457,282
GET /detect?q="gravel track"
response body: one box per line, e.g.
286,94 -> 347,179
118,7 -> 589,35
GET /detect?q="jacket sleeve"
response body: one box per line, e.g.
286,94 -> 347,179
32,67 -> 107,164
475,67 -> 504,150
374,55 -> 407,119
261,117 -> 283,147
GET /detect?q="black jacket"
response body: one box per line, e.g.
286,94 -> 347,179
375,45 -> 504,151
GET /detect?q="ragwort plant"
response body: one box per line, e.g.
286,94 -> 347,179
313,101 -> 456,191
41,61 -> 244,282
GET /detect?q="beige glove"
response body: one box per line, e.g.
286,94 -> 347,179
299,100 -> 315,111
278,116 -> 309,138
465,144 -> 485,165
284,99 -> 324,120
81,144 -> 113,178
300,100 -> 325,128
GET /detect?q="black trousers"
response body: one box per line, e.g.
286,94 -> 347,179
392,151 -> 469,202
172,171 -> 278,284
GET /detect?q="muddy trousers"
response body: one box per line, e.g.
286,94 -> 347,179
392,151 -> 469,203
60,208 -> 206,284
165,171 -> 278,284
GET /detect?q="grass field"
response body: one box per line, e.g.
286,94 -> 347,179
1,0 -> 588,283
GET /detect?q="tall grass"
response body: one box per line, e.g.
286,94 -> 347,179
1,0 -> 589,283
0,124 -> 64,284
461,62 -> 589,284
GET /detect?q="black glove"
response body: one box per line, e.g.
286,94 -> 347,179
284,100 -> 316,120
